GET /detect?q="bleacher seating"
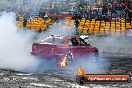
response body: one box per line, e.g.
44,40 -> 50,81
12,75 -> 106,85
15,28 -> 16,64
64,17 -> 132,35
16,16 -> 54,31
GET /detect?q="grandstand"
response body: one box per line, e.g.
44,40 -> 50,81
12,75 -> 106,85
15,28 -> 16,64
15,0 -> 131,35
64,17 -> 132,35
16,16 -> 54,31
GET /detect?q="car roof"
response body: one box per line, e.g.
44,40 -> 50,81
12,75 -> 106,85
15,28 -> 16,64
47,35 -> 80,39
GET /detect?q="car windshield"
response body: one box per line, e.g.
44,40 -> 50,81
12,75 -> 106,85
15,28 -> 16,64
43,37 -> 66,44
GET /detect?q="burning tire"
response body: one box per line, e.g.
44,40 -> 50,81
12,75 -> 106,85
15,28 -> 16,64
66,52 -> 74,64
59,52 -> 73,67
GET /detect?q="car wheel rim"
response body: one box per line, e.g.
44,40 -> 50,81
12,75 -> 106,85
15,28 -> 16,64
66,53 -> 73,64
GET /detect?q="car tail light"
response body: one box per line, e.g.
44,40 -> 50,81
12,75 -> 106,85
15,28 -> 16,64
32,45 -> 36,52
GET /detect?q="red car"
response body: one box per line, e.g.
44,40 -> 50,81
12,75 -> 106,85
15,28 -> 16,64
31,35 -> 99,67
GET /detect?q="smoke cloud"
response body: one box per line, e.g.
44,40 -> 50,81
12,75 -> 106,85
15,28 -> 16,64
0,12 -> 39,72
0,12 -> 59,73
63,56 -> 110,78
0,12 -> 111,76
34,19 -> 75,42
0,12 -> 75,73
87,35 -> 132,56
0,0 -> 131,76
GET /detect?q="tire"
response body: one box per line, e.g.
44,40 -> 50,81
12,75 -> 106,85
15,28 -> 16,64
66,52 -> 73,65
58,52 -> 73,67
92,50 -> 99,62
93,50 -> 99,57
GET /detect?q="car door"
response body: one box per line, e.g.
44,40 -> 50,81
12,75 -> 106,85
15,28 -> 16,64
76,38 -> 91,55
51,37 -> 70,54
68,37 -> 80,56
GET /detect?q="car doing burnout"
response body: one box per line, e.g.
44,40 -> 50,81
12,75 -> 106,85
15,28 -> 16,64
31,35 -> 99,66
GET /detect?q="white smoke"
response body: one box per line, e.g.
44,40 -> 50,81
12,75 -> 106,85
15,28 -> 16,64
0,12 -> 75,73
0,12 -> 40,72
63,55 -> 110,78
0,12 -> 110,76
34,20 -> 76,42
66,34 -> 132,76
76,57 -> 109,74
0,12 -> 60,73
87,35 -> 132,56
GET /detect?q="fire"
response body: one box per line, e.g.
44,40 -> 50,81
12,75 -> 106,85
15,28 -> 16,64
59,56 -> 67,67
78,66 -> 86,76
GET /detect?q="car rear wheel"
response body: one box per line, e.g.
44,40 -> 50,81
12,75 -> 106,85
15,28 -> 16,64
92,50 -> 99,61
93,50 -> 99,57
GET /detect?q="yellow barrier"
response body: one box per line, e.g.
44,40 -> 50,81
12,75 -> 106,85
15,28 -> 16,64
83,27 -> 88,33
16,16 -> 131,35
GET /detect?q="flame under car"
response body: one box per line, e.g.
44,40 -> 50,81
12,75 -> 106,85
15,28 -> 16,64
31,35 -> 99,67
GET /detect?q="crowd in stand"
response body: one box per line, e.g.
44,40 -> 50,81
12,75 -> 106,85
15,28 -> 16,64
73,0 -> 131,23
15,0 -> 131,27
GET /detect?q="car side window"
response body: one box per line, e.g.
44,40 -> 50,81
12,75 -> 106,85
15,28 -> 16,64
78,38 -> 88,46
69,38 -> 78,46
